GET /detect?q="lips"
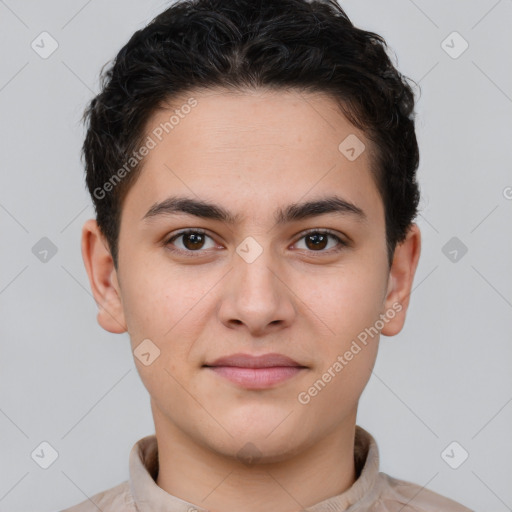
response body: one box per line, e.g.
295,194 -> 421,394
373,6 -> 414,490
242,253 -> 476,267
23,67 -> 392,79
203,353 -> 307,389
203,352 -> 306,369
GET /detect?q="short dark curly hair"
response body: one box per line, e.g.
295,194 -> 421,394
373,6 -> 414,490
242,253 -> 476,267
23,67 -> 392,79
82,0 -> 420,269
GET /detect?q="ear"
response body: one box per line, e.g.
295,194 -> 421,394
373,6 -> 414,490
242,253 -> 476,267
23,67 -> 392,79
380,223 -> 421,337
81,218 -> 127,334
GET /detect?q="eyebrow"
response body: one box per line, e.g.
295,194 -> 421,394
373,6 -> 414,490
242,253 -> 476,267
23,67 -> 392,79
142,195 -> 367,225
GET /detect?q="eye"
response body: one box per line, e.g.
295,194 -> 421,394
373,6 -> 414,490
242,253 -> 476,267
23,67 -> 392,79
164,228 -> 348,256
293,229 -> 347,253
165,229 -> 217,253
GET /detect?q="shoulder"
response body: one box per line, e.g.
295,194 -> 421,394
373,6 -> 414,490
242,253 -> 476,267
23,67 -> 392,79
59,480 -> 136,512
373,472 -> 474,512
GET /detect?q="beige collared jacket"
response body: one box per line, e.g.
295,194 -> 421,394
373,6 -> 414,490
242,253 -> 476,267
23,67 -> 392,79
61,426 -> 473,512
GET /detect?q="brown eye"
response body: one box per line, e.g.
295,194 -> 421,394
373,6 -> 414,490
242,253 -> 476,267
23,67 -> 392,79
305,232 -> 329,250
166,230 -> 216,253
182,232 -> 205,250
294,230 -> 346,253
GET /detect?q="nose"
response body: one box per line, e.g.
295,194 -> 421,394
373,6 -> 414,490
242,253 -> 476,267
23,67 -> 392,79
217,246 -> 296,337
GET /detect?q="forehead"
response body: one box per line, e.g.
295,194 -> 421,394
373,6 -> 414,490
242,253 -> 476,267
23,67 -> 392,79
146,88 -> 363,162
122,88 -> 383,226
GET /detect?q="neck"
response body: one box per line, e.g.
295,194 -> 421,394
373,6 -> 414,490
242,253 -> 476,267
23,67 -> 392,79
153,408 -> 357,512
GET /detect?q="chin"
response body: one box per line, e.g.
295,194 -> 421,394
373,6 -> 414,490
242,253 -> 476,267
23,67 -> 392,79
205,426 -> 308,465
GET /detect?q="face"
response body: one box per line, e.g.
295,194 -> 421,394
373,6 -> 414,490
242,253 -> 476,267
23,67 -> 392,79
82,87 -> 420,463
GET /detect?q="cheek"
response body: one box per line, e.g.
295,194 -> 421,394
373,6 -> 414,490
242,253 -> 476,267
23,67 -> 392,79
121,270 -> 202,406
119,257 -> 187,338
298,273 -> 383,417
314,265 -> 387,340
299,263 -> 385,404
301,347 -> 377,425
120,260 -> 219,371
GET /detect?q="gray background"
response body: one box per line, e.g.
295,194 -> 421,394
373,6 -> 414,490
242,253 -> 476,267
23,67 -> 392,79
0,1 -> 511,511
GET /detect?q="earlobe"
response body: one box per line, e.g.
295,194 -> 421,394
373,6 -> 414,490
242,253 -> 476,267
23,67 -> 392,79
81,218 -> 127,334
380,223 -> 421,337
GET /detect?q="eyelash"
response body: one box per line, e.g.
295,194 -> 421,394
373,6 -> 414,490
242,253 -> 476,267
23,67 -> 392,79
164,228 -> 348,257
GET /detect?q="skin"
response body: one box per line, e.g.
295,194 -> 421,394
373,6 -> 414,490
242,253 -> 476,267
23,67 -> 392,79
81,88 -> 421,512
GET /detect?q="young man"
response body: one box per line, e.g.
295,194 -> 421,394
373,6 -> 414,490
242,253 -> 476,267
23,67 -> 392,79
62,0 -> 472,510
